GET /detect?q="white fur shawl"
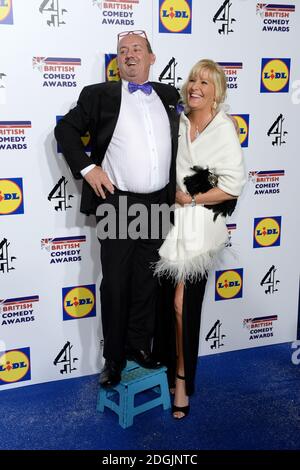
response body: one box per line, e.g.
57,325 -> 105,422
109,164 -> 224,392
154,110 -> 246,283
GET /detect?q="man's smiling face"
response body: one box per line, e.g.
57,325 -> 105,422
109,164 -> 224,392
117,34 -> 156,84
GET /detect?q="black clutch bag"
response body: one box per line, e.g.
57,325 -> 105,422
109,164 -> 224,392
183,166 -> 237,221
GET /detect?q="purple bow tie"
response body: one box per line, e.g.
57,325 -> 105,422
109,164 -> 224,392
128,82 -> 153,95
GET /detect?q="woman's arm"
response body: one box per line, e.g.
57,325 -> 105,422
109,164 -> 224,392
176,187 -> 237,206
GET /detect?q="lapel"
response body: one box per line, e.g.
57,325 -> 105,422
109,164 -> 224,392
151,82 -> 179,151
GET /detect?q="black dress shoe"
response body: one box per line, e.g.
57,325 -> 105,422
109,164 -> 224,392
126,349 -> 161,369
98,359 -> 126,388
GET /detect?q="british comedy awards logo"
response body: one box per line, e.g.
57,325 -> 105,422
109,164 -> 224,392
62,285 -> 96,321
248,170 -> 285,196
218,62 -> 243,90
253,216 -> 281,248
243,315 -> 278,341
256,3 -> 295,32
0,121 -> 32,151
260,58 -> 291,93
105,54 -> 120,82
0,178 -> 24,216
93,0 -> 140,26
159,0 -> 192,34
226,223 -> 237,247
0,347 -> 31,385
41,235 -> 86,265
231,114 -> 250,147
0,0 -> 13,25
215,268 -> 243,301
0,296 -> 39,326
33,57 -> 81,88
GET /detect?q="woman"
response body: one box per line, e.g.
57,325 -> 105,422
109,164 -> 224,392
154,59 -> 246,419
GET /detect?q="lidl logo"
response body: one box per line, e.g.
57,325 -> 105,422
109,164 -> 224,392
260,58 -> 291,93
0,178 -> 24,215
0,348 -> 31,385
231,114 -> 250,147
215,268 -> 243,301
105,54 -> 120,82
62,284 -> 96,320
56,116 -> 91,153
0,0 -> 13,25
253,216 -> 281,248
159,0 -> 192,34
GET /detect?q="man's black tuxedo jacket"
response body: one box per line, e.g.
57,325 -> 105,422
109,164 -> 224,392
54,80 -> 180,215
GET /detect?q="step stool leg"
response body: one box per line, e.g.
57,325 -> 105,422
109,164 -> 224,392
123,387 -> 135,428
118,388 -> 129,429
160,378 -> 171,410
97,387 -> 106,412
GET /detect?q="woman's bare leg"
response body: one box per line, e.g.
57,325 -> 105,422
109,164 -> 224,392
173,282 -> 189,418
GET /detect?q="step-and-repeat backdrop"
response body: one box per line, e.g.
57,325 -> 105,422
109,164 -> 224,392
1,0 -> 299,389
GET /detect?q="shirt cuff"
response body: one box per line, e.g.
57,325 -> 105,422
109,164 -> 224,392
80,164 -> 96,177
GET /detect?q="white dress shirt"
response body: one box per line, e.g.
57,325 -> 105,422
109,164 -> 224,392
81,80 -> 172,193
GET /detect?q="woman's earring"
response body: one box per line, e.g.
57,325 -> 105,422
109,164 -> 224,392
212,100 -> 217,110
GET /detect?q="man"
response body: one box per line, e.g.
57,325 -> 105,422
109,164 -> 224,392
55,30 -> 179,387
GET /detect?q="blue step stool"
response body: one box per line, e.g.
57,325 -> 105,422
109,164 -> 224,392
97,361 -> 171,428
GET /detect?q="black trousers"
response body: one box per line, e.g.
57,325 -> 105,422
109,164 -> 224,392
97,187 -> 169,363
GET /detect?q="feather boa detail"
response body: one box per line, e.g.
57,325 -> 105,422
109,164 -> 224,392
153,246 -> 225,284
153,205 -> 229,284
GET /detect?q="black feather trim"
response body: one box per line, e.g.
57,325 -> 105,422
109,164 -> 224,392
183,166 -> 237,221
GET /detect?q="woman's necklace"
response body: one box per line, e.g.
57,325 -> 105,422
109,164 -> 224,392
190,112 -> 215,139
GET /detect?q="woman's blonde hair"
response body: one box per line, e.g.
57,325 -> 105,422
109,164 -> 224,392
181,59 -> 227,112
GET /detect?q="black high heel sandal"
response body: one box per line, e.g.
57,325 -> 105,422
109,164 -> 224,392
172,374 -> 190,419
169,356 -> 178,395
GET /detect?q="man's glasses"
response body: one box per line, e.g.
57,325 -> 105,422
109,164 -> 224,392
117,30 -> 148,44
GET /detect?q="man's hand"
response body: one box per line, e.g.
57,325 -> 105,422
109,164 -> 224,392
176,190 -> 192,206
83,166 -> 114,199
